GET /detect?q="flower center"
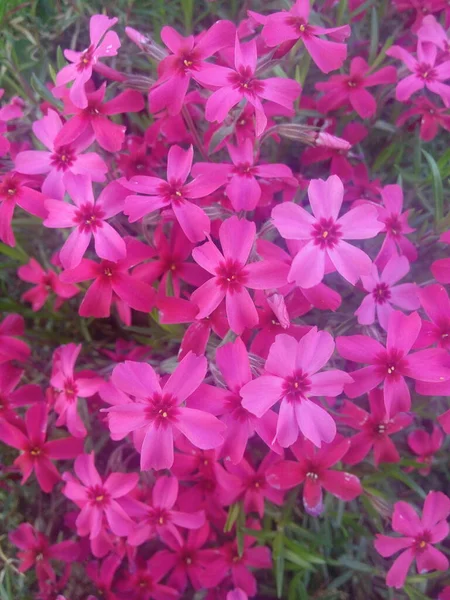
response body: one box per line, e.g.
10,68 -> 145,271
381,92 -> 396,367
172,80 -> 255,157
88,485 -> 109,506
286,16 -> 311,36
77,46 -> 95,71
373,283 -> 391,305
146,393 -> 179,428
50,146 -> 76,171
283,371 -> 311,402
104,266 -> 114,277
377,349 -> 407,378
229,67 -> 263,95
234,162 -> 255,177
384,215 -> 402,237
215,259 -> 248,293
73,203 -> 106,233
30,447 -> 42,456
64,379 -> 78,401
312,218 -> 342,249
416,63 -> 437,82
375,423 -> 388,435
306,472 -> 319,480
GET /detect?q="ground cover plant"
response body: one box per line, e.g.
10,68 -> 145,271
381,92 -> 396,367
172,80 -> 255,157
0,0 -> 449,598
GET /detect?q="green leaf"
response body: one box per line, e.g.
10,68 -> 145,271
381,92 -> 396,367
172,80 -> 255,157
384,465 -> 427,499
30,73 -> 63,109
422,149 -> 444,225
56,45 -> 65,71
224,502 -> 240,533
0,241 -> 28,263
368,7 -> 379,65
273,532 -> 285,598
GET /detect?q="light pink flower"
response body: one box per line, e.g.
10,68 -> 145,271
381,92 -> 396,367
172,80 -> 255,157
272,175 -> 383,288
241,329 -> 352,447
15,110 -> 108,199
417,15 -> 450,52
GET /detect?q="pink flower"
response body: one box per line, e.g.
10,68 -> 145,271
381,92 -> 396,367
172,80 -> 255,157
397,97 -> 450,141
355,255 -> 420,330
407,426 -> 444,475
0,313 -> 30,364
127,475 -> 205,546
149,20 -> 236,115
62,452 -> 138,539
192,138 -> 296,211
116,556 -> 179,600
85,554 -> 122,600
255,0 -> 351,73
374,491 -> 450,588
15,110 -> 108,200
0,362 -> 42,423
417,15 -> 450,52
54,15 -> 121,109
0,90 -> 23,157
316,58 -> 397,118
44,177 -> 127,269
59,237 -> 156,322
0,402 -> 83,492
106,353 -> 225,470
387,41 -> 450,106
241,329 -> 352,447
339,389 -> 413,466
0,172 -> 47,246
50,343 -> 102,438
9,523 -> 79,582
272,175 -> 383,288
432,230 -> 450,284
416,284 -> 450,350
56,84 -> 145,152
336,311 -> 450,416
122,145 -> 219,243
191,216 -> 289,334
194,35 -> 301,136
267,436 -> 362,516
18,258 -> 79,311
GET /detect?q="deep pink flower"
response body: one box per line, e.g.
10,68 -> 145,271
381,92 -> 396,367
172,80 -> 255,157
0,90 -> 23,157
106,353 -> 225,470
254,0 -> 351,73
191,216 -> 289,334
59,237 -> 156,322
15,110 -> 108,199
267,436 -> 362,516
121,145 -> 219,243
339,389 -> 413,466
194,35 -> 301,136
416,284 -> 450,350
192,139 -> 296,211
0,313 -> 30,364
85,554 -> 122,600
387,41 -> 450,106
0,402 -> 83,492
100,339 -> 151,363
54,15 -> 121,109
316,58 -> 397,118
418,15 -> 450,52
272,175 -> 382,288
336,310 -> 450,415
0,362 -> 42,423
149,21 -> 236,115
407,426 -> 444,475
0,172 -> 47,246
18,258 -> 79,311
355,255 -> 420,330
50,343 -> 102,438
241,329 -> 351,447
56,84 -> 144,152
116,555 -> 179,600
127,475 -> 205,546
9,523 -> 79,582
62,452 -> 138,540
397,97 -> 450,141
374,491 -> 450,588
44,177 -> 127,269
432,230 -> 450,284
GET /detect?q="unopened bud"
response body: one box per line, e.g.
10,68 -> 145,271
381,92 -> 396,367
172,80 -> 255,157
267,293 -> 290,329
314,131 -> 351,151
365,490 -> 392,519
126,75 -> 155,92
125,26 -> 168,62
275,124 -> 351,152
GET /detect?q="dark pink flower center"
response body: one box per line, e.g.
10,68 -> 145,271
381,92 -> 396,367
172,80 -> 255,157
178,49 -> 201,73
249,475 -> 265,490
215,259 -> 248,293
0,177 -> 19,200
228,67 -> 264,95
373,421 -> 389,435
146,393 -> 179,427
283,370 -> 311,402
64,379 -> 78,401
77,46 -> 95,71
87,484 -> 109,506
233,163 -> 256,177
160,180 -> 185,205
286,16 -> 313,37
384,214 -> 402,237
225,393 -> 252,423
73,203 -> 105,233
413,531 -> 431,553
148,507 -> 170,526
373,283 -> 391,305
306,471 -> 319,480
101,262 -> 116,279
50,146 -> 76,171
180,549 -> 195,566
346,76 -> 363,89
415,63 -> 437,82
312,218 -> 342,249
376,349 -> 408,378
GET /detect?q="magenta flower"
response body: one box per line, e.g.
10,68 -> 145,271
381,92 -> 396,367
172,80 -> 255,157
50,343 -> 102,438
0,313 -> 30,364
149,20 -> 236,115
122,144 -> 219,243
194,35 -> 301,136
397,97 -> 450,141
0,362 -> 42,423
15,110 -> 108,200
44,177 -> 127,269
241,329 -> 352,447
54,15 -> 121,109
18,258 -> 79,311
59,237 -> 156,321
339,389 -> 413,466
56,84 -> 145,152
272,175 -> 383,288
256,0 -> 351,73
128,475 -> 205,546
355,255 -> 420,330
9,523 -> 79,582
191,216 -> 289,334
316,58 -> 397,118
0,90 -> 23,157
336,311 -> 450,416
432,230 -> 450,284
417,15 -> 449,51
267,436 -> 362,516
191,138 -> 296,212
116,556 -> 179,600
416,284 -> 450,350
387,41 -> 450,106
85,554 -> 122,600
374,491 -> 450,588
0,402 -> 83,492
106,353 -> 225,470
0,172 -> 47,246
62,452 -> 138,540
407,426 -> 444,475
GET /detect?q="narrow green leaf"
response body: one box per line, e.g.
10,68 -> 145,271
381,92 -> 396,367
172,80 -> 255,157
273,532 -> 285,598
0,241 -> 28,263
368,7 -> 379,65
30,73 -> 63,109
422,149 -> 444,225
224,502 -> 240,533
56,45 -> 65,71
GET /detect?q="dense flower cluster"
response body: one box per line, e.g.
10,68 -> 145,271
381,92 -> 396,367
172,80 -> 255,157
0,3 -> 449,599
